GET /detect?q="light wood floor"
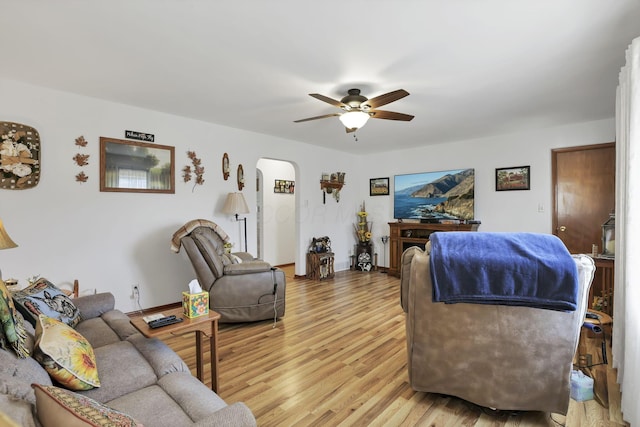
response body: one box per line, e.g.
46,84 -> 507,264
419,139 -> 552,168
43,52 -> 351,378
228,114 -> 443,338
162,268 -> 628,426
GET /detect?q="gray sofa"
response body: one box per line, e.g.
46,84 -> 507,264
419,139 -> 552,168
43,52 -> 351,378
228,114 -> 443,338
0,292 -> 256,426
400,239 -> 595,415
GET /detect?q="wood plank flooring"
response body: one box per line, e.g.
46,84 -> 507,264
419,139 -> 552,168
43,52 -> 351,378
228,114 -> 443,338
161,269 -> 628,426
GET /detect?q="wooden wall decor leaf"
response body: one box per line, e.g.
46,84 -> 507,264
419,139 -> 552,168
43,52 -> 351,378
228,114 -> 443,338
75,136 -> 88,147
73,153 -> 90,166
185,151 -> 204,191
75,171 -> 88,183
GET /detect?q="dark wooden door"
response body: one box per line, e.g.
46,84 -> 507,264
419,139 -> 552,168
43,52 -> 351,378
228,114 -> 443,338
552,143 -> 615,254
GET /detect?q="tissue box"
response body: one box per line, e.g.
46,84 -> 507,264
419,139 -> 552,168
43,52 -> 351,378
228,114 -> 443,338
181,291 -> 209,318
570,369 -> 594,401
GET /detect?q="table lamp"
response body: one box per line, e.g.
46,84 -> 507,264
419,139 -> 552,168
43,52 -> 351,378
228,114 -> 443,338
222,192 -> 249,252
0,217 -> 18,280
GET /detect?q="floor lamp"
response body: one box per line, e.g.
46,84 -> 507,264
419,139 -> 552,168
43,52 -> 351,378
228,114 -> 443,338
222,192 -> 250,252
0,217 -> 18,280
380,235 -> 389,273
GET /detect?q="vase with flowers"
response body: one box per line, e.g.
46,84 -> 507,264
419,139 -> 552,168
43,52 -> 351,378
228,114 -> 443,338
353,202 -> 373,271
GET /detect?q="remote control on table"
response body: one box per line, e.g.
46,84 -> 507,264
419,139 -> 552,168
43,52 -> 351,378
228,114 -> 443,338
148,316 -> 183,329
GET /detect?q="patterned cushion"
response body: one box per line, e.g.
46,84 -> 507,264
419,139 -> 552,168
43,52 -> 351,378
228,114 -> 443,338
32,384 -> 143,427
34,315 -> 100,391
0,279 -> 29,358
12,278 -> 81,328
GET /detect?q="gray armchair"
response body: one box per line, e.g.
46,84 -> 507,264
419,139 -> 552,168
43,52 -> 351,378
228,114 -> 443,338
400,233 -> 595,415
171,219 -> 285,323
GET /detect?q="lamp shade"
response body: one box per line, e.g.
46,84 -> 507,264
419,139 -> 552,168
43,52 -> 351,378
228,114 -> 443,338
0,218 -> 17,250
222,192 -> 249,216
339,111 -> 370,130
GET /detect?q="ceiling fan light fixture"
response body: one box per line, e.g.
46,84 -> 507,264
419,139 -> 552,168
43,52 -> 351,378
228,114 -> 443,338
339,111 -> 370,129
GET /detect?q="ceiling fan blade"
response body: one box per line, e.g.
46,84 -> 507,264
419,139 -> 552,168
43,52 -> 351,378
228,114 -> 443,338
363,89 -> 409,109
294,113 -> 340,123
370,110 -> 414,121
309,93 -> 346,108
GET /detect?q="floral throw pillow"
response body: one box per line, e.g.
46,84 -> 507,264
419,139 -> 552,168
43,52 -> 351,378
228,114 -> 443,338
32,384 -> 143,427
33,315 -> 100,391
0,279 -> 29,358
12,278 -> 81,328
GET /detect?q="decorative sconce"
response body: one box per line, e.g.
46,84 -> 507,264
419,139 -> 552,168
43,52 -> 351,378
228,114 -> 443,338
222,153 -> 229,180
237,164 -> 244,191
320,172 -> 345,203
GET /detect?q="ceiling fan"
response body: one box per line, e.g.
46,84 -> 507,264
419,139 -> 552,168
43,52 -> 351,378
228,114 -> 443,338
294,88 -> 414,133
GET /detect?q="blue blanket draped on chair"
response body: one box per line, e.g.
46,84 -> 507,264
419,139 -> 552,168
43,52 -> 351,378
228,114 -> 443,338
429,232 -> 579,311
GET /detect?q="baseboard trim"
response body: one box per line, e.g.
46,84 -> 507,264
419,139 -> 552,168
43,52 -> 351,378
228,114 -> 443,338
126,301 -> 181,317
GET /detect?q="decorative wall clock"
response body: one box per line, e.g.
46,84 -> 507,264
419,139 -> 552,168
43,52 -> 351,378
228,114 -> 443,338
0,121 -> 41,190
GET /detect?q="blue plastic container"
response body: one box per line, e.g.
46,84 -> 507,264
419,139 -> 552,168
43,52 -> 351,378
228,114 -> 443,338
570,370 -> 594,401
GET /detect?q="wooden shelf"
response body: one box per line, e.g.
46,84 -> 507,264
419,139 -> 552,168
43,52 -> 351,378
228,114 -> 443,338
320,180 -> 344,191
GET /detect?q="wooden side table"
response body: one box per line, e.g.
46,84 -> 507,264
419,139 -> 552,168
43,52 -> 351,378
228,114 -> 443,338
306,252 -> 334,280
591,257 -> 614,315
130,307 -> 221,392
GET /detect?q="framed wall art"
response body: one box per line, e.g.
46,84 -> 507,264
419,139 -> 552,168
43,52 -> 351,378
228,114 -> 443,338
100,137 -> 175,193
0,121 -> 41,190
369,177 -> 389,196
496,166 -> 530,191
274,179 -> 295,194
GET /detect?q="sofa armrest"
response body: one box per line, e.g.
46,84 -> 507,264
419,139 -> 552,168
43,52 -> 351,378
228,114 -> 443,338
73,292 -> 115,320
193,402 -> 257,427
224,262 -> 273,275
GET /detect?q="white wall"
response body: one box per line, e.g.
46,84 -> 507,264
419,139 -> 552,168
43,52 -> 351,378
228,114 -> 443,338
358,118 -> 615,269
0,77 -> 615,311
0,78 -> 359,311
257,158 -> 295,266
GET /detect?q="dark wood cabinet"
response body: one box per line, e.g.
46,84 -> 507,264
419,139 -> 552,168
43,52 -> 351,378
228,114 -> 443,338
387,222 -> 479,277
591,257 -> 614,315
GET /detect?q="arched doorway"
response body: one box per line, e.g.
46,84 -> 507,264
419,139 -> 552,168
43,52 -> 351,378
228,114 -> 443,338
256,158 -> 297,271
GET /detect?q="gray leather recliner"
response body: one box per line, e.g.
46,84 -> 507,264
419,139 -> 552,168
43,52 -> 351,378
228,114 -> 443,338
400,240 -> 595,415
171,219 -> 285,323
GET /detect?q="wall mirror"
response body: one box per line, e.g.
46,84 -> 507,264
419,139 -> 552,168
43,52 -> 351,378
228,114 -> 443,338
100,137 -> 175,193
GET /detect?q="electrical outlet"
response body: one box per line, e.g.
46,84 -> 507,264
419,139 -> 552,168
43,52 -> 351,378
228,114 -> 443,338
131,284 -> 139,299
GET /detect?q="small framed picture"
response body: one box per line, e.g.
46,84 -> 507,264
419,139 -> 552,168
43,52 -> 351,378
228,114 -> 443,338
496,166 -> 530,191
369,177 -> 390,196
274,179 -> 295,194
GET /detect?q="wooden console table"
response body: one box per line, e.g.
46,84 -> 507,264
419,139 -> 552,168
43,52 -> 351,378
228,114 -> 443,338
387,222 -> 480,277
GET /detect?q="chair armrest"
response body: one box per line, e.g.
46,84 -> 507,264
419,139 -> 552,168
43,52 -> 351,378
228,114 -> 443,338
400,246 -> 424,313
73,292 -> 115,320
231,252 -> 257,262
224,262 -> 273,275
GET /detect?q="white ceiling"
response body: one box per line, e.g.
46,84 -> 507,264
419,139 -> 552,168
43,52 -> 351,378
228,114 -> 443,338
1,1 -> 638,154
